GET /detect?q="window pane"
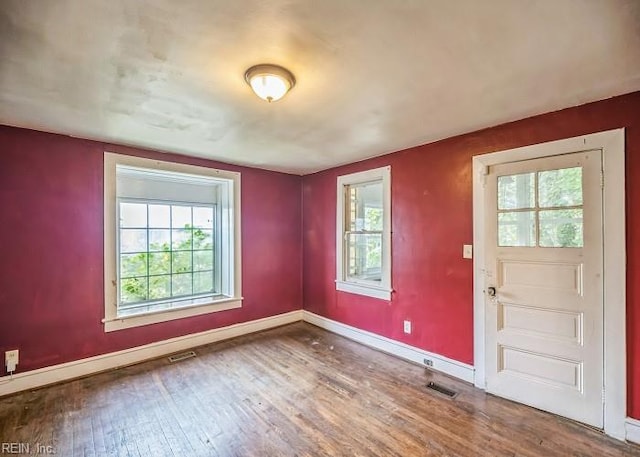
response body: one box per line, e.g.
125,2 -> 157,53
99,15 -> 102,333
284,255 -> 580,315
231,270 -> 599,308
120,229 -> 147,253
149,204 -> 170,228
193,207 -> 214,228
172,273 -> 192,297
117,199 -> 218,310
498,211 -> 536,247
194,250 -> 214,271
498,173 -> 535,210
120,253 -> 148,277
149,252 -> 171,275
194,271 -> 214,294
538,167 -> 582,208
347,181 -> 383,231
120,202 -> 147,228
149,275 -> 171,300
149,229 -> 171,252
172,205 -> 192,228
539,209 -> 583,247
172,251 -> 192,273
193,229 -> 213,249
346,233 -> 382,281
172,229 -> 192,250
120,277 -> 147,304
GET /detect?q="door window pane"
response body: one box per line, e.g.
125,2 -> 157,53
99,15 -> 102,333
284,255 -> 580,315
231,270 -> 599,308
498,173 -> 535,210
539,209 -> 583,247
538,167 -> 582,208
498,211 -> 536,247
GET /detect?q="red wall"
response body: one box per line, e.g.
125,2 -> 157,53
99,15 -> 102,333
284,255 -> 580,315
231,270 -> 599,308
301,91 -> 640,419
1,91 -> 639,419
0,126 -> 302,373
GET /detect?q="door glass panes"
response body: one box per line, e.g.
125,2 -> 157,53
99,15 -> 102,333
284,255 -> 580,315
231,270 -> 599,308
538,167 -> 582,208
498,173 -> 535,210
539,209 -> 583,247
498,211 -> 536,247
497,166 -> 584,248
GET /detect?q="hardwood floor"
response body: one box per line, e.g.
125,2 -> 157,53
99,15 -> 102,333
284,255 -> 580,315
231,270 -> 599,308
0,322 -> 638,456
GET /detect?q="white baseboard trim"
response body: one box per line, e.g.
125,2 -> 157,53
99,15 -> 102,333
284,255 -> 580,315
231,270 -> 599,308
626,417 -> 640,445
302,311 -> 475,383
0,310 -> 303,397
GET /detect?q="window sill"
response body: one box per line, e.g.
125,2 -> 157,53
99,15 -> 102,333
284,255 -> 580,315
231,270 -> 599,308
335,280 -> 391,300
103,296 -> 243,332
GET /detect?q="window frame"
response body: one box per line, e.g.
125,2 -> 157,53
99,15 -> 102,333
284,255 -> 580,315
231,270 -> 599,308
336,166 -> 391,300
104,152 -> 242,332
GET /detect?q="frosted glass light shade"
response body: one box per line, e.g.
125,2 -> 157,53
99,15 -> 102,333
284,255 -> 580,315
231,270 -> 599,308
245,64 -> 295,102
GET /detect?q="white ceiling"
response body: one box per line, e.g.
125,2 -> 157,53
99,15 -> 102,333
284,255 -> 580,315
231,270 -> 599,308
1,1 -> 639,175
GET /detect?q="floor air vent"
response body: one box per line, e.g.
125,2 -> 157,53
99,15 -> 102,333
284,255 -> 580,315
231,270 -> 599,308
168,351 -> 196,363
426,381 -> 458,399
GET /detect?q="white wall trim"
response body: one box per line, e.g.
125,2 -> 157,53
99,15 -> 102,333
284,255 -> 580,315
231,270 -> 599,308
472,128 -> 626,440
0,310 -> 302,398
626,417 -> 640,445
302,311 -> 475,383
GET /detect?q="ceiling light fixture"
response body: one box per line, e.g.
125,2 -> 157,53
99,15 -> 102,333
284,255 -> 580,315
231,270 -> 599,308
244,64 -> 295,103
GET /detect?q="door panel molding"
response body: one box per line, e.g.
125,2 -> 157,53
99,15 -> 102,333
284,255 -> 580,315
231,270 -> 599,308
472,129 -> 626,440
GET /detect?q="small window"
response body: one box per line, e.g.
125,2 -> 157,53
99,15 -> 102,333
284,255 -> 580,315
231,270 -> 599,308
336,166 -> 391,300
104,153 -> 242,332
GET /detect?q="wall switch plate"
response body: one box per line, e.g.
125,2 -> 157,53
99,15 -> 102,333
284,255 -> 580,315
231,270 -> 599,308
403,320 -> 412,334
463,244 -> 473,259
5,350 -> 19,373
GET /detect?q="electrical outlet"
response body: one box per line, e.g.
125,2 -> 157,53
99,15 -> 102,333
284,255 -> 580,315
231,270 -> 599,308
463,244 -> 473,259
5,350 -> 19,373
403,320 -> 412,334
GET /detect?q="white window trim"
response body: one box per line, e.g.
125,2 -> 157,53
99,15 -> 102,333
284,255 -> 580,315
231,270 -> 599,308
103,152 -> 242,332
336,166 -> 392,300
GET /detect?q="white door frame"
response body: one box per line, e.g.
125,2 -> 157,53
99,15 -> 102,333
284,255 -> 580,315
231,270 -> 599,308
472,129 -> 626,440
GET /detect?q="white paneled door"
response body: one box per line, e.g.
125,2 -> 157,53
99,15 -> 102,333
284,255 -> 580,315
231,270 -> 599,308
484,150 -> 604,427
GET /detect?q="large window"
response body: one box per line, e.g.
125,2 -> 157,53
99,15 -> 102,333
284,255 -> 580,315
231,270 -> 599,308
104,153 -> 241,332
336,166 -> 391,300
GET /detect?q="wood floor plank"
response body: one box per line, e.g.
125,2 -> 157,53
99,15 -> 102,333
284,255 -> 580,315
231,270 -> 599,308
0,322 -> 639,456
